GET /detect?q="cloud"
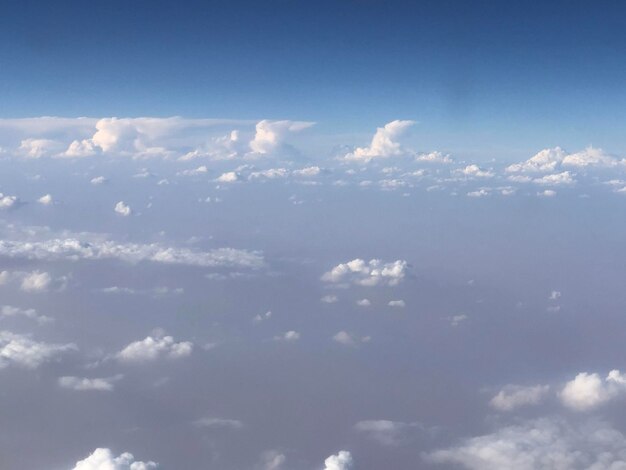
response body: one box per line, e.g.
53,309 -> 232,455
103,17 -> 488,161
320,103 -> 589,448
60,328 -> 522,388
456,164 -> 494,178
90,176 -> 107,185
0,331 -> 76,369
249,119 -> 313,155
321,294 -> 339,304
356,298 -> 371,307
194,417 -> 244,430
322,259 -> 408,287
58,375 -> 122,391
506,147 -> 567,173
258,450 -> 286,470
344,120 -> 415,162
0,232 -> 264,269
323,451 -> 353,470
72,447 -> 157,470
20,270 -> 52,292
562,146 -> 622,168
533,171 -> 576,186
0,305 -> 51,324
332,331 -> 356,346
114,201 -> 132,216
559,370 -> 626,411
354,420 -> 422,446
426,417 -> 626,470
506,146 -> 623,174
274,331 -> 300,342
37,194 -> 53,205
417,151 -> 452,164
388,300 -> 406,308
216,171 -> 240,183
116,332 -> 193,363
0,193 -> 18,209
18,138 -> 63,158
490,384 -> 550,411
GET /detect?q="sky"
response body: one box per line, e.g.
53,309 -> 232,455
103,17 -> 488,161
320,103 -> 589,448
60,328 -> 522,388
3,1 -> 626,470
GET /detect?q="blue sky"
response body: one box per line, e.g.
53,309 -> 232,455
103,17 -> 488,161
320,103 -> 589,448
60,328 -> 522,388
3,1 -> 626,155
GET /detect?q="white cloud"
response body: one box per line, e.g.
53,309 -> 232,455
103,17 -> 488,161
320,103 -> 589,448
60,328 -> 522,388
116,333 -> 193,363
506,146 -> 622,175
533,171 -> 575,186
559,370 -> 626,411
177,165 -> 208,176
323,451 -> 353,470
59,375 -> 122,391
72,447 -> 157,470
388,300 -> 405,308
426,417 -> 626,470
538,189 -> 557,197
333,331 -> 356,346
322,259 -> 408,287
63,139 -> 97,158
562,146 -> 622,168
0,305 -> 51,324
321,294 -> 339,304
456,164 -> 494,178
0,193 -> 18,209
293,166 -> 321,177
506,147 -> 567,173
450,314 -> 468,326
248,168 -> 290,180
0,234 -> 264,269
354,420 -> 421,446
253,310 -> 272,323
18,138 -> 62,158
489,384 -> 550,411
356,298 -> 371,307
274,331 -> 300,342
114,201 -> 132,216
216,171 -> 239,183
258,450 -> 286,470
344,120 -> 415,162
194,417 -> 244,429
467,189 -> 490,198
249,119 -> 313,155
0,331 -> 76,369
20,270 -> 52,292
37,194 -> 53,205
417,151 -> 452,163
90,176 -> 107,185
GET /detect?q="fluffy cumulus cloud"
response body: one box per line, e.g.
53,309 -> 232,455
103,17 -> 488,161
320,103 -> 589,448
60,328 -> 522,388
114,201 -> 132,216
506,146 -> 623,174
258,450 -> 286,470
354,420 -> 422,446
20,270 -> 52,292
426,417 -> 626,470
0,331 -> 76,369
0,193 -> 18,209
323,451 -> 353,470
72,447 -> 157,470
322,259 -> 407,286
58,375 -> 122,392
559,370 -> 626,411
0,234 -> 264,269
116,333 -> 193,363
344,120 -> 415,162
456,164 -> 494,178
249,119 -> 314,155
490,384 -> 551,411
0,305 -> 51,324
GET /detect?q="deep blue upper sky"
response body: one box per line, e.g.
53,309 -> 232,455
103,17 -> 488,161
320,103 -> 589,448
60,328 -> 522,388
2,0 -> 626,150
